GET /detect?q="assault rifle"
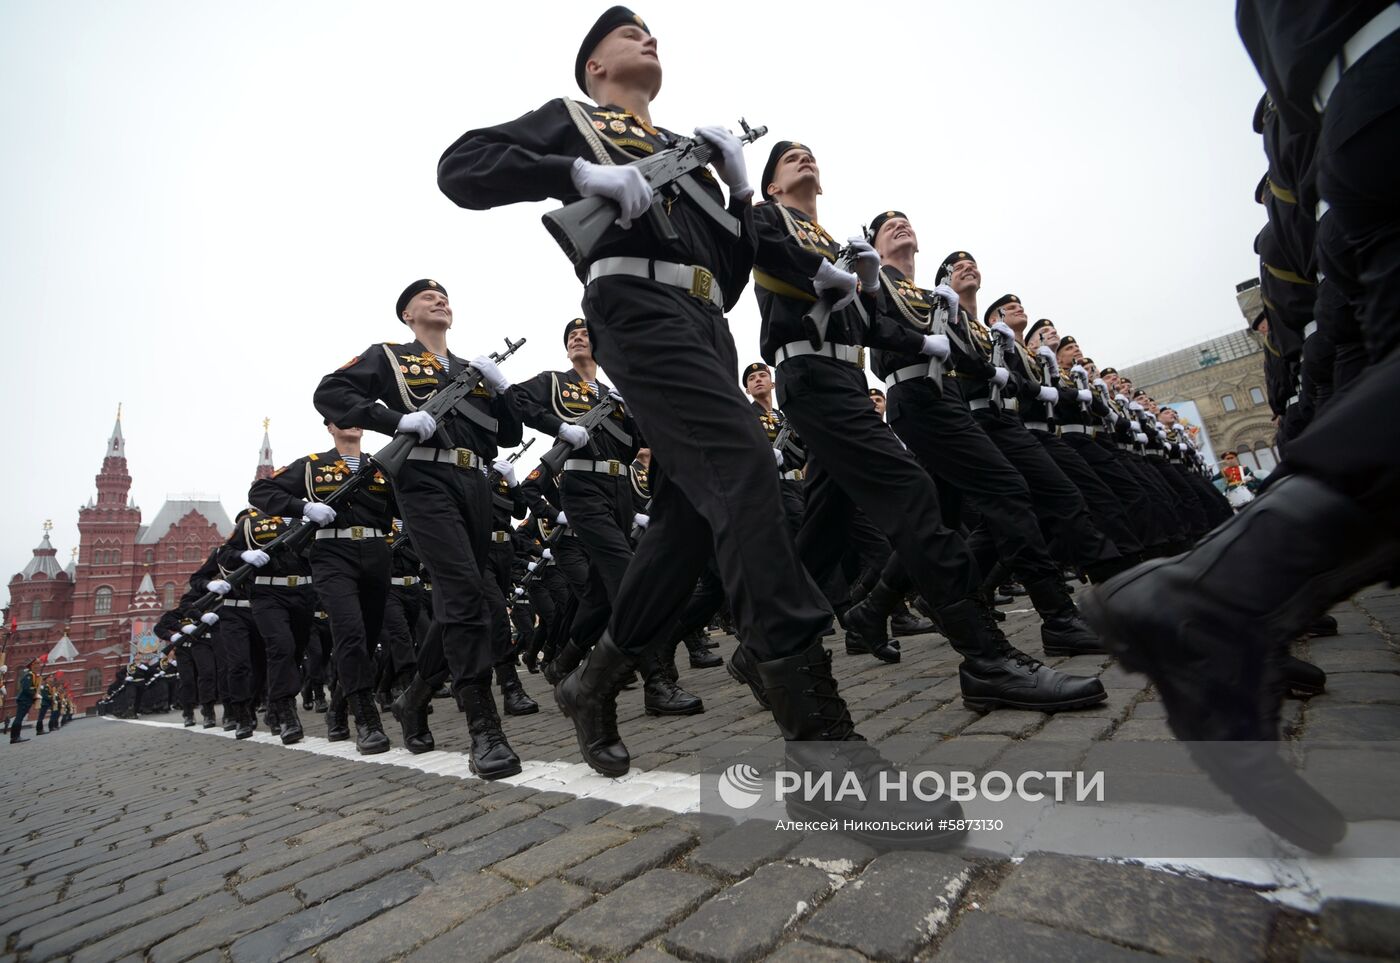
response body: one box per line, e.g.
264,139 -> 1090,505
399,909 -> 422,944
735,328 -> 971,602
536,395 -> 623,476
543,119 -> 768,266
803,245 -> 869,350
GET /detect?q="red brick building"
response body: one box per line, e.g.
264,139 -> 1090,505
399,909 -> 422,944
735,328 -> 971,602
2,416 -> 275,715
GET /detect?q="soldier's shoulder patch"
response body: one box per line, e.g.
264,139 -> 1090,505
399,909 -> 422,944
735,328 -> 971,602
527,468 -> 542,481
337,355 -> 361,370
271,466 -> 288,477
308,453 -> 319,462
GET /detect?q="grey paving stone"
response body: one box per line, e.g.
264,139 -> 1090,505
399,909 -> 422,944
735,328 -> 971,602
420,818 -> 565,881
235,841 -> 365,902
985,854 -> 1275,962
1307,704 -> 1400,740
317,871 -> 516,963
686,818 -> 799,880
763,942 -> 867,963
1321,897 -> 1400,957
802,852 -> 970,960
492,822 -> 633,886
25,875 -> 225,959
784,833 -> 877,876
231,870 -> 427,963
71,890 -> 240,963
564,826 -> 696,892
425,801 -> 541,850
496,945 -> 583,963
597,805 -> 676,832
933,910 -> 1169,962
553,869 -> 719,956
1300,948 -> 1395,963
148,891 -> 302,963
407,878 -> 592,963
538,796 -> 617,828
621,949 -> 685,963
1323,672 -> 1400,705
959,710 -> 1046,737
362,801 -> 481,852
297,839 -> 434,905
5,880 -> 156,946
663,862 -> 833,962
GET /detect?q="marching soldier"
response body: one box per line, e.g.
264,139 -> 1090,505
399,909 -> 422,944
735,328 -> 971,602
483,454 -> 540,716
314,278 -> 525,777
8,660 -> 37,743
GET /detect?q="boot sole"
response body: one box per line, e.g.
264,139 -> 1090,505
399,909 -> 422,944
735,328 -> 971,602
554,687 -> 630,778
281,733 -> 303,745
962,690 -> 1107,714
356,743 -> 392,756
504,705 -> 540,716
1042,645 -> 1109,658
1286,682 -> 1326,697
645,704 -> 705,717
326,733 -> 350,742
726,659 -> 770,709
689,660 -> 724,669
845,643 -> 901,664
468,757 -> 523,780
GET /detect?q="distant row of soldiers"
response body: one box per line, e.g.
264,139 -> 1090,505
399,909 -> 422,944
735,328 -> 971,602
6,659 -> 75,743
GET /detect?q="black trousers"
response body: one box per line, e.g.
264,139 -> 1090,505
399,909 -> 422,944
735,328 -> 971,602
251,585 -> 313,702
1117,450 -> 1187,542
584,276 -> 829,661
553,533 -> 611,648
9,700 -> 31,737
217,606 -> 261,703
1175,463 -> 1233,529
305,613 -> 333,687
381,583 -> 422,674
178,642 -> 217,706
484,540 -> 517,674
560,472 -> 635,604
311,538 -> 389,697
785,357 -> 977,610
1050,432 -> 1147,555
395,461 -> 496,687
1148,458 -> 1208,537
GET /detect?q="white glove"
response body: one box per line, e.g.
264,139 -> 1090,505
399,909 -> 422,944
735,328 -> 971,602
527,561 -> 539,573
541,548 -> 553,561
181,624 -> 198,635
1128,401 -> 1143,413
921,334 -> 950,360
240,549 -> 270,568
1036,345 -> 1058,364
398,411 -> 437,442
1135,432 -> 1149,444
846,237 -> 881,291
571,158 -> 652,228
773,448 -> 785,468
1071,364 -> 1087,378
694,125 -> 751,199
932,283 -> 959,317
492,460 -> 517,487
989,320 -> 1015,340
558,424 -> 589,449
1077,389 -> 1093,403
1114,394 -> 1130,406
1092,378 -> 1107,389
303,503 -> 336,527
813,260 -> 859,310
1037,386 -> 1060,404
472,356 -> 510,395
606,387 -> 624,404
633,513 -> 650,529
514,586 -> 525,598
1154,423 -> 1167,435
1178,442 -> 1189,452
207,579 -> 232,596
555,511 -> 568,526
200,612 -> 219,626
990,367 -> 1010,388
169,634 -> 182,645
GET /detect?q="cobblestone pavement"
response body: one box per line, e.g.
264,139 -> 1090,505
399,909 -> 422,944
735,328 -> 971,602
4,586 -> 1400,962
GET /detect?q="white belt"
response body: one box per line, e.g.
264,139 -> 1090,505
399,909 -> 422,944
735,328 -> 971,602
314,527 -> 387,541
407,446 -> 483,470
1304,320 -> 1319,338
1023,421 -> 1051,433
491,531 -> 511,543
1000,398 -> 1019,412
254,575 -> 312,587
883,361 -> 939,390
586,257 -> 723,309
780,468 -> 805,481
562,458 -> 627,476
1145,450 -> 1164,459
1317,198 -> 1331,221
775,341 -> 862,367
1286,394 -> 1300,407
1060,424 -> 1098,437
393,575 -> 421,586
968,398 -> 995,411
1315,3 -> 1400,113
221,599 -> 252,609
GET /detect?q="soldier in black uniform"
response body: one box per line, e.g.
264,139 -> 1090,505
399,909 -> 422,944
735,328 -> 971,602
204,510 -> 267,738
380,519 -> 423,698
483,454 -> 540,716
437,11 -> 937,816
755,146 -> 1104,713
745,362 -> 806,533
315,278 -> 525,777
165,556 -> 222,728
250,421 -> 396,753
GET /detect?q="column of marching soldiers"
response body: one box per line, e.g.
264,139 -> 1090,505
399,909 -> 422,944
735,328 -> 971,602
92,4 -> 1399,851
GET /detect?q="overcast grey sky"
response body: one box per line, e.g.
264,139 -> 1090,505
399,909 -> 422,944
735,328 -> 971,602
1,0 -> 1268,603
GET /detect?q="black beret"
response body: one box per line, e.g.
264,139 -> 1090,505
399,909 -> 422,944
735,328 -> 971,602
868,210 -> 909,242
563,317 -> 588,347
576,7 -> 650,94
984,293 -> 1021,323
742,362 -> 769,384
1080,357 -> 1095,367
867,387 -> 885,397
1026,318 -> 1055,342
935,251 -> 975,286
396,279 -> 446,324
1132,388 -> 1148,398
1057,335 -> 1079,352
1100,366 -> 1118,377
761,141 -> 813,199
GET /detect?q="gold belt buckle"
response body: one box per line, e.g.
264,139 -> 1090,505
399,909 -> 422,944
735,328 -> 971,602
286,575 -> 299,587
456,448 -> 475,469
690,266 -> 714,302
350,526 -> 365,540
607,459 -> 622,476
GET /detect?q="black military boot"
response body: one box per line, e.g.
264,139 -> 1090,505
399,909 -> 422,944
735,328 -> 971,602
1024,577 -> 1106,657
642,645 -> 704,716
390,674 -> 436,754
266,702 -> 282,737
683,628 -> 723,668
201,702 -> 217,729
277,697 -> 304,745
497,663 -> 539,716
461,682 -> 522,779
301,683 -> 315,712
727,643 -> 770,709
938,597 -> 1107,713
889,600 -> 935,638
234,701 -> 255,740
1078,475 -> 1394,852
542,639 -> 585,686
349,691 -> 391,755
1308,615 -> 1340,638
1282,652 -> 1326,697
326,685 -> 351,742
313,685 -> 328,713
555,633 -> 634,777
842,580 -> 902,663
755,641 -> 965,849
222,703 -> 238,732
182,705 -> 196,727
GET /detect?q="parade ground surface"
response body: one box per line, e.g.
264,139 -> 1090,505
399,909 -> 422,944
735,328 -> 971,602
5,587 -> 1400,963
